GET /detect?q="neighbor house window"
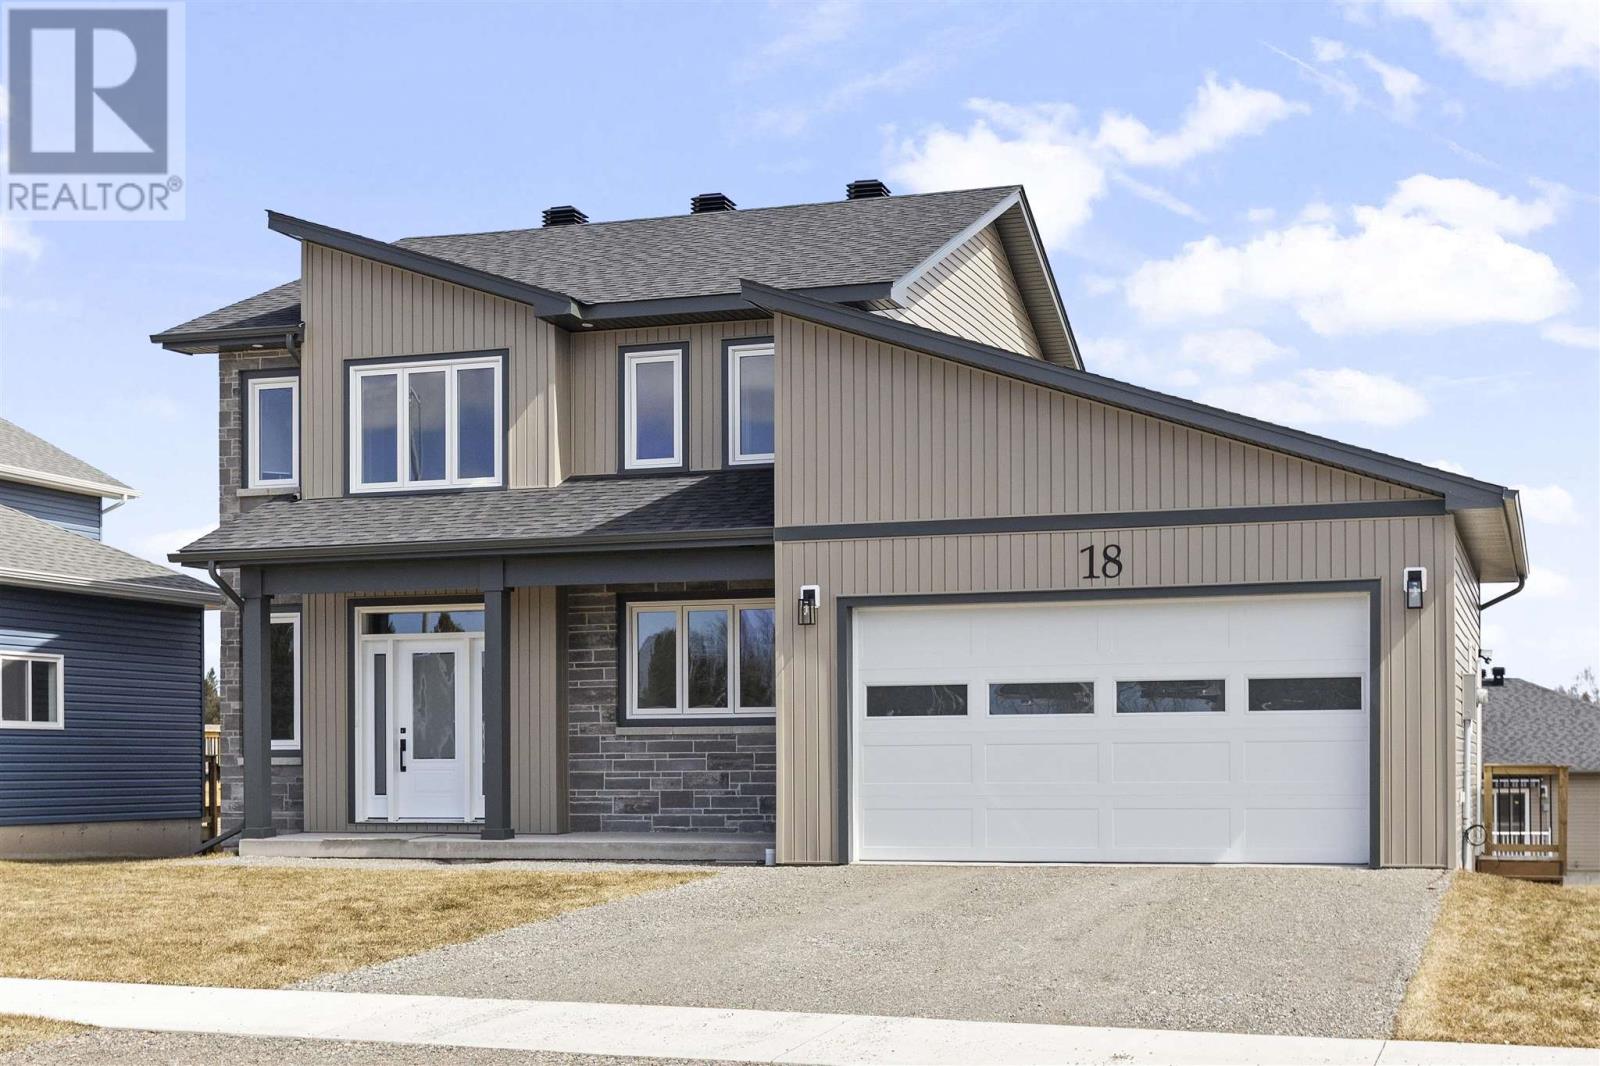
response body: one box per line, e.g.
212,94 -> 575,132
271,613 -> 301,750
0,652 -> 63,729
349,355 -> 502,492
246,375 -> 299,488
625,599 -> 774,719
727,341 -> 774,465
623,346 -> 684,470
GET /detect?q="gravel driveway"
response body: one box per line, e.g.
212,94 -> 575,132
306,864 -> 1448,1039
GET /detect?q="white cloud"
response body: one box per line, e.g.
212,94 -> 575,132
1524,565 -> 1572,599
1124,175 -> 1575,334
1514,483 -> 1581,525
1109,171 -> 1205,222
754,52 -> 935,135
745,0 -> 860,74
1095,75 -> 1308,168
1428,458 -> 1470,475
888,100 -> 1107,244
1541,322 -> 1600,349
1086,329 -> 1291,389
1312,37 -> 1349,62
1244,206 -> 1277,224
1358,52 -> 1427,117
0,219 -> 43,262
1376,0 -> 1600,88
1176,329 -> 1291,376
1310,36 -> 1427,117
1199,368 -> 1429,427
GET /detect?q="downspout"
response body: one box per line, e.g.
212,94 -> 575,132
207,561 -> 244,609
101,492 -> 133,516
1478,575 -> 1524,612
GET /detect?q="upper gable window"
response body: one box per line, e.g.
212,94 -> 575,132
349,354 -> 502,493
726,341 -> 774,466
623,346 -> 684,470
246,375 -> 299,489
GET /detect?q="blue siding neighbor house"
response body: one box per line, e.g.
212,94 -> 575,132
0,418 -> 220,859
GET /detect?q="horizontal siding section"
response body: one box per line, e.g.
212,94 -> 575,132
0,482 -> 101,539
300,588 -> 561,833
775,316 -> 1432,528
875,223 -> 1042,358
299,244 -> 568,498
775,531 -> 1454,866
0,586 -> 203,824
565,319 -> 774,476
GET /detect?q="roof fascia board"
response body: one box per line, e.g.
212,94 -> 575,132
889,190 -> 1021,308
1009,190 -> 1082,367
149,323 -> 302,354
0,568 -> 221,608
741,279 -> 1513,513
171,525 -> 776,567
0,463 -> 137,501
266,211 -> 582,319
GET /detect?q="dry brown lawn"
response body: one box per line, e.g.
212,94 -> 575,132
0,1014 -> 88,1054
1396,872 -> 1600,1048
0,859 -> 705,989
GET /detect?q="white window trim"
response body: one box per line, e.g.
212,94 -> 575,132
623,347 -> 684,470
726,342 -> 775,466
348,356 -> 503,493
247,375 -> 299,489
271,613 -> 302,750
626,599 -> 776,720
0,651 -> 65,730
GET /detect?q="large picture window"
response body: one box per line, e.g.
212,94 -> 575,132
0,652 -> 63,729
270,613 -> 301,750
726,340 -> 774,465
349,355 -> 502,492
625,599 -> 774,720
246,375 -> 298,488
623,346 -> 684,470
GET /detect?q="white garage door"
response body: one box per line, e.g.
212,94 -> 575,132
852,593 -> 1371,864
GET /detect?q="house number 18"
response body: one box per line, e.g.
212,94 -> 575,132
1080,543 -> 1124,580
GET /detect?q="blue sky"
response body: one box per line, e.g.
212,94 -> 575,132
1,0 -> 1596,687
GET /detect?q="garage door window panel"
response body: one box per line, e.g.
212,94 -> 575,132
989,682 -> 1094,716
1116,679 -> 1225,714
866,684 -> 968,718
1247,677 -> 1363,712
626,599 -> 775,720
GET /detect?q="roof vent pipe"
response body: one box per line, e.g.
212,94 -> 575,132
691,192 -> 737,213
542,205 -> 589,227
846,179 -> 892,200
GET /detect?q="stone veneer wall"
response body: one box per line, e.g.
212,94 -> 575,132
217,350 -> 304,833
565,583 -> 776,835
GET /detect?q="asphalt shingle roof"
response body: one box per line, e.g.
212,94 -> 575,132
1484,677 -> 1600,772
0,504 -> 219,605
0,417 -> 130,495
174,468 -> 775,563
158,187 -> 1016,334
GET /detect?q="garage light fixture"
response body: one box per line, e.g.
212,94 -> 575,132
1403,567 -> 1427,610
798,585 -> 820,626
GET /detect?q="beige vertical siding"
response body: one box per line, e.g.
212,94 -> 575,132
773,316 -> 1430,528
564,318 -> 774,475
300,587 -> 563,833
775,518 -> 1457,867
298,244 -> 568,497
875,224 -> 1043,358
1450,526 -> 1482,867
1570,774 -> 1600,872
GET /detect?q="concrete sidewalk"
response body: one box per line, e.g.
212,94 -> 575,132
0,979 -> 1589,1066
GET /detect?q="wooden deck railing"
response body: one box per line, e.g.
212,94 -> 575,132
203,723 -> 222,841
1478,763 -> 1568,882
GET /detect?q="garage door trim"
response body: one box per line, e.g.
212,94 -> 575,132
833,580 -> 1383,867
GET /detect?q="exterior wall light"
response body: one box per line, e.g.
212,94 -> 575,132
1402,566 -> 1427,610
798,585 -> 820,626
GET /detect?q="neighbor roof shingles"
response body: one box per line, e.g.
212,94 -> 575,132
0,417 -> 130,495
174,468 -> 775,562
157,187 -> 1017,335
1484,678 -> 1600,773
0,504 -> 219,605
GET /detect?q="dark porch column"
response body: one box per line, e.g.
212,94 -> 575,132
481,560 -> 514,840
239,568 -> 275,839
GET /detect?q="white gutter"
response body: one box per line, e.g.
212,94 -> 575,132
0,463 -> 139,501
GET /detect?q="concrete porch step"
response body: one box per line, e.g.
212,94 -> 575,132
238,831 -> 772,864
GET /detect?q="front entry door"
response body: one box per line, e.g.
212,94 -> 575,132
396,638 -> 472,820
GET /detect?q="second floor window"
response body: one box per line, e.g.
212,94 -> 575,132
247,375 -> 299,488
349,354 -> 502,493
623,345 -> 684,470
727,341 -> 774,465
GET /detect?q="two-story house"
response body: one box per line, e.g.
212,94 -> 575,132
0,417 -> 219,858
155,182 -> 1528,867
